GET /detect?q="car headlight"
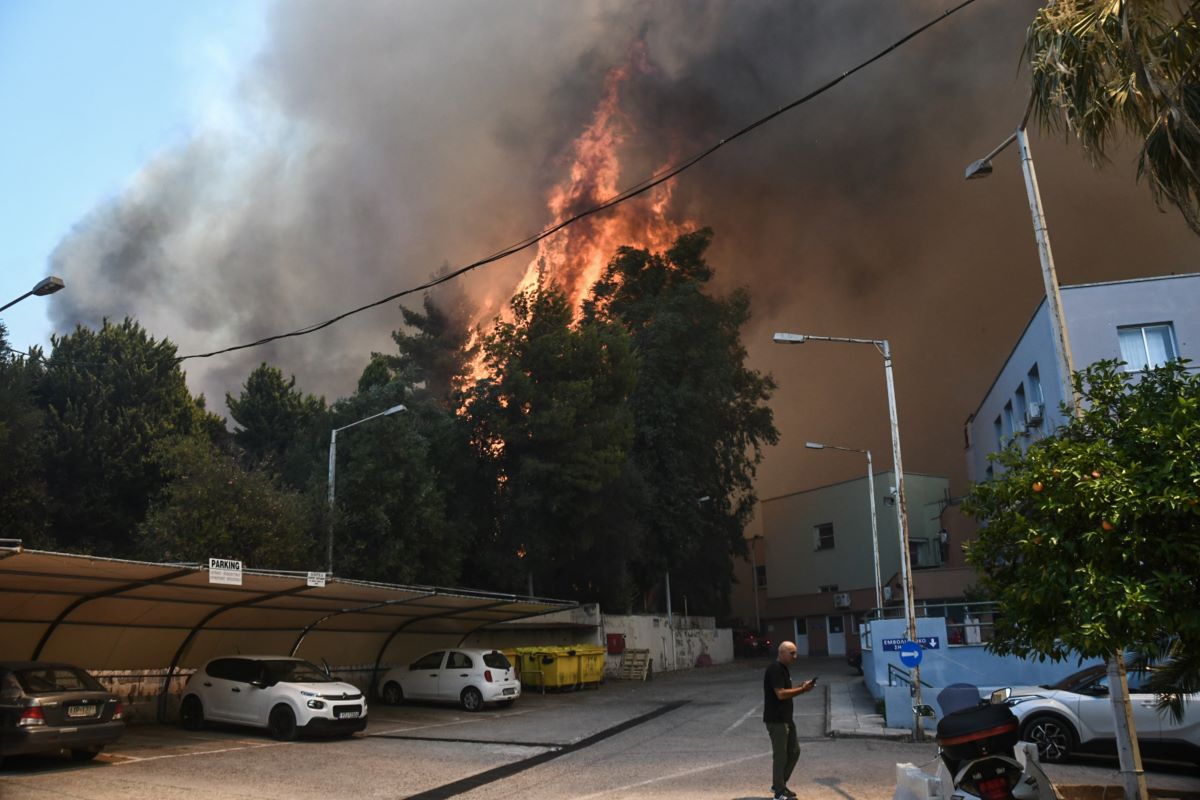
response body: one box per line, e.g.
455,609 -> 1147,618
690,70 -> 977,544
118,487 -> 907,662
307,699 -> 326,709
1005,695 -> 1044,707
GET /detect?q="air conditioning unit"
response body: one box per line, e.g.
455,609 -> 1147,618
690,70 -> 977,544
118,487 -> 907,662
1025,402 -> 1043,425
883,586 -> 894,602
833,592 -> 851,609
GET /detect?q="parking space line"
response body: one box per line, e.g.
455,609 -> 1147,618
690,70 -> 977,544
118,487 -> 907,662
402,700 -> 688,800
724,703 -> 762,734
368,734 -> 562,749
110,740 -> 288,764
572,749 -> 770,799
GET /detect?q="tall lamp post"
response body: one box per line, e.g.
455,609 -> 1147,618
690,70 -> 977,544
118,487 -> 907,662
774,331 -> 923,739
967,110 -> 1146,799
805,441 -> 882,613
326,403 -> 407,574
964,101 -> 1077,413
1,276 -> 65,313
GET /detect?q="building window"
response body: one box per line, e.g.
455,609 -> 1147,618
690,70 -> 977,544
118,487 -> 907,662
993,415 -> 1003,448
818,584 -> 839,593
1014,384 -> 1027,427
1004,400 -> 1017,438
1118,323 -> 1178,371
985,465 -> 994,481
755,565 -> 767,588
1027,364 -> 1043,404
814,523 -> 834,551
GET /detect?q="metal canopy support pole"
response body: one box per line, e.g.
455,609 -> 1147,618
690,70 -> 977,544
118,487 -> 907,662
865,452 -> 882,613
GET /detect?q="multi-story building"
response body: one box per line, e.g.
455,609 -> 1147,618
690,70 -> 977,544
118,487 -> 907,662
744,470 -> 976,657
965,273 -> 1200,482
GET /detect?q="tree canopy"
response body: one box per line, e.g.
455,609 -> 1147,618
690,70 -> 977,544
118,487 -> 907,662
964,361 -> 1200,672
1027,2 -> 1200,233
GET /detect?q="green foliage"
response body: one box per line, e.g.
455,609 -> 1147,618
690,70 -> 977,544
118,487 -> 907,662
0,324 -> 52,546
965,360 -> 1200,665
137,436 -> 317,569
588,229 -> 779,614
37,318 -> 218,556
1026,2 -> 1200,234
226,363 -> 326,487
465,283 -> 639,607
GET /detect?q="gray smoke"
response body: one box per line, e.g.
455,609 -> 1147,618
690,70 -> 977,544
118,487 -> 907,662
49,0 -> 1200,497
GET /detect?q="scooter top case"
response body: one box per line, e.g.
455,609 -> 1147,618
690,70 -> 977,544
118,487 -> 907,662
936,702 -> 1020,766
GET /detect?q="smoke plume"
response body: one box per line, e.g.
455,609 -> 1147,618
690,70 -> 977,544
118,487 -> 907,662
49,0 -> 1200,497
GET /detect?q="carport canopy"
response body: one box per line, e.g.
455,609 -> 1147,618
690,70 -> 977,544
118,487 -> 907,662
0,545 -> 577,686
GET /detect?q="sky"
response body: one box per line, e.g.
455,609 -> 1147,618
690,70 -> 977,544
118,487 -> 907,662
2,0 -> 1198,507
0,0 -> 267,349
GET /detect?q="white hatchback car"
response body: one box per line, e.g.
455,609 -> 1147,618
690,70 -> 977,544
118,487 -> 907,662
180,656 -> 367,740
1006,664 -> 1200,765
379,649 -> 520,711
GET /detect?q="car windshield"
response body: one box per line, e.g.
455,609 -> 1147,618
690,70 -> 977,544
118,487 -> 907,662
15,666 -> 104,694
483,652 -> 511,670
262,660 -> 334,683
1044,665 -> 1104,691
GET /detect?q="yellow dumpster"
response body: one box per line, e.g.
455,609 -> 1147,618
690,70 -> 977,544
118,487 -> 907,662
516,647 -> 579,691
501,649 -> 519,681
576,644 -> 606,688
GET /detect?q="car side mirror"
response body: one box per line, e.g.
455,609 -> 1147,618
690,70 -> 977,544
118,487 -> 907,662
249,679 -> 266,689
1090,683 -> 1109,696
913,704 -> 937,718
989,688 -> 1011,704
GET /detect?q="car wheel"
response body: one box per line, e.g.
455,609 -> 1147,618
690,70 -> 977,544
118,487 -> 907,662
1021,714 -> 1077,764
180,695 -> 205,731
381,681 -> 404,706
70,748 -> 100,762
461,686 -> 484,712
269,704 -> 298,741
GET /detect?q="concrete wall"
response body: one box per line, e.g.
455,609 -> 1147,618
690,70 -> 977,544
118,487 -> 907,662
601,614 -> 733,676
861,617 -> 1102,730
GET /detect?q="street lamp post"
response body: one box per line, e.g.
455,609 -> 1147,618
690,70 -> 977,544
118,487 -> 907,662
774,331 -> 923,739
326,403 -> 407,575
965,104 -> 1077,413
805,441 -> 882,613
1,276 -> 65,313
967,110 -> 1146,799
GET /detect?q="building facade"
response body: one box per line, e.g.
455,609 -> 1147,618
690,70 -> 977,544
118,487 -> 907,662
750,470 -> 966,657
964,273 -> 1200,483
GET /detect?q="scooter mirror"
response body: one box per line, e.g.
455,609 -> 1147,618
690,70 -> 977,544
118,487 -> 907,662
989,687 -> 1011,704
912,704 -> 937,718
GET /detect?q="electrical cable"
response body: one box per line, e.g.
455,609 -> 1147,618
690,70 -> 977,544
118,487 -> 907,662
177,0 -> 983,363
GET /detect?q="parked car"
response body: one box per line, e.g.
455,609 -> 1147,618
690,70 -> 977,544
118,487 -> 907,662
0,661 -> 125,767
379,649 -> 519,711
179,656 -> 367,741
1005,664 -> 1200,765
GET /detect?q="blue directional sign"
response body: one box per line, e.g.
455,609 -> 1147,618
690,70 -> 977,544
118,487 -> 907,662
916,636 -> 940,650
898,640 -> 923,668
882,636 -> 941,652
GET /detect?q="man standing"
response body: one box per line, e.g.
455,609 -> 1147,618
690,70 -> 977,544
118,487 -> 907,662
763,641 -> 816,800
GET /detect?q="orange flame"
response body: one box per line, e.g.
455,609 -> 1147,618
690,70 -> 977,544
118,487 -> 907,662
471,43 -> 689,380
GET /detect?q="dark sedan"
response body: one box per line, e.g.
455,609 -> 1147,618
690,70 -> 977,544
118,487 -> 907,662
0,661 -> 125,767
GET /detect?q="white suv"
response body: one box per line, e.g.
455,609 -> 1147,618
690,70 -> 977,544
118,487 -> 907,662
180,656 -> 367,740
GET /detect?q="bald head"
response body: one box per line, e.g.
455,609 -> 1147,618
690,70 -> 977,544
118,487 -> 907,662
777,641 -> 798,664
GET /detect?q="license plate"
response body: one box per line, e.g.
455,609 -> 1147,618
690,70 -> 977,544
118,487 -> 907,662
67,705 -> 98,718
502,688 -> 517,696
337,710 -> 360,719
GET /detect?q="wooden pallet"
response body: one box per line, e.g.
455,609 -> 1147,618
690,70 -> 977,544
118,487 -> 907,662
617,649 -> 652,681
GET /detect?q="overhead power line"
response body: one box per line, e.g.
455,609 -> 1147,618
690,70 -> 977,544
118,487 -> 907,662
177,0 -> 982,363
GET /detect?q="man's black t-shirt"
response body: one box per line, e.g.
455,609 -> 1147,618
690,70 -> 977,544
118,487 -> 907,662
762,660 -> 793,723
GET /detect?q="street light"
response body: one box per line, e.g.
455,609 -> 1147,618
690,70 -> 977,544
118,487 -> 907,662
965,100 -> 1078,414
1,276 -> 65,313
326,403 -> 407,574
805,441 -> 882,613
774,331 -> 924,739
968,109 -> 1148,798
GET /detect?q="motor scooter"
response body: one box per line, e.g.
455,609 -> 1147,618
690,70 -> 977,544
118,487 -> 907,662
894,684 -> 1057,800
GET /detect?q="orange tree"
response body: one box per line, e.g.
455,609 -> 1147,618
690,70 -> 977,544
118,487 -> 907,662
964,360 -> 1200,703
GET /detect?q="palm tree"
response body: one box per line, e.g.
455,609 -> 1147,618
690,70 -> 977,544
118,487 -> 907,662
1025,1 -> 1200,233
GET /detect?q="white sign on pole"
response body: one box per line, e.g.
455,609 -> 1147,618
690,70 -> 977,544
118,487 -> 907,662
307,572 -> 326,588
208,558 -> 243,586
